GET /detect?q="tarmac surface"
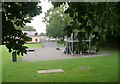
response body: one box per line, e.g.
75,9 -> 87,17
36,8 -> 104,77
22,42 -> 111,62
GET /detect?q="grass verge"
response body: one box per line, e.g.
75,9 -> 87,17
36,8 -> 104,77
1,44 -> 118,82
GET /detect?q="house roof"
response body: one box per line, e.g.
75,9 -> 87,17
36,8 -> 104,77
23,31 -> 38,36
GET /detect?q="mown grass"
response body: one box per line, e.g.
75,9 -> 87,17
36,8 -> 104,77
0,46 -> 2,83
1,44 -> 118,82
24,43 -> 43,48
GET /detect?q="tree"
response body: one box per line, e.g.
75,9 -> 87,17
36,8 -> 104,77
52,2 -> 119,53
2,2 -> 42,56
40,32 -> 46,36
46,14 -> 63,38
94,2 -> 119,48
15,25 -> 36,31
43,4 -> 72,40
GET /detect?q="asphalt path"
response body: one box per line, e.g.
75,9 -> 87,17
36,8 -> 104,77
22,42 -> 111,62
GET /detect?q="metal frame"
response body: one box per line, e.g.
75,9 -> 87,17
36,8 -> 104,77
65,33 -> 91,55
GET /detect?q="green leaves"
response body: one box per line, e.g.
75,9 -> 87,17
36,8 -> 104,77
64,25 -> 72,37
52,2 -> 119,53
3,28 -> 31,55
2,2 -> 42,57
44,4 -> 72,39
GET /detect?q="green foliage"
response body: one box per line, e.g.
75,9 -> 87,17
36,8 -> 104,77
15,25 -> 36,31
2,2 -> 42,56
43,4 -> 72,39
93,2 -> 119,47
53,2 -> 119,53
40,32 -> 46,36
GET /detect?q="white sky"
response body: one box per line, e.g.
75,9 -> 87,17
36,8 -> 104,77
26,0 -> 53,34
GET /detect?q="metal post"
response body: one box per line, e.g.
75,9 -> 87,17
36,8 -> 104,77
66,38 -> 68,54
71,33 -> 73,55
88,36 -> 91,54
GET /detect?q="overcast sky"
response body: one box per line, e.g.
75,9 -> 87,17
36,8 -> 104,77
26,0 -> 53,34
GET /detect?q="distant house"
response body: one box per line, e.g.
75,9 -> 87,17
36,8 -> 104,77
23,31 -> 40,43
40,36 -> 49,42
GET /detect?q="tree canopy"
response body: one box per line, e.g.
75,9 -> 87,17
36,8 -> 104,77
52,2 -> 119,53
15,25 -> 36,31
2,2 -> 42,55
40,32 -> 46,36
43,4 -> 72,39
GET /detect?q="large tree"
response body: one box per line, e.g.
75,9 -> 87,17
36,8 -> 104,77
2,2 -> 42,56
43,4 -> 72,40
52,2 -> 119,53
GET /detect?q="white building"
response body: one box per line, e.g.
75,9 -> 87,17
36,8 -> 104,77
23,31 -> 41,43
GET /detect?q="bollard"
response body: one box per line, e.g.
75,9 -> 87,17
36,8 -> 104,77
12,52 -> 17,62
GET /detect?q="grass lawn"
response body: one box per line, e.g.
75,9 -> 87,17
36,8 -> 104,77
0,46 -> 2,83
24,43 -> 43,48
1,44 -> 118,82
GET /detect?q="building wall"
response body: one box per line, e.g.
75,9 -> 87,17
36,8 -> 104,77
23,31 -> 40,43
28,36 -> 41,43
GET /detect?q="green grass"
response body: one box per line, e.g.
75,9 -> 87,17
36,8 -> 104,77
0,46 -> 2,83
24,43 -> 43,48
2,44 -> 118,82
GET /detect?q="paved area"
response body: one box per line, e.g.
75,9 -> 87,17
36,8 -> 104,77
22,42 -> 111,62
22,48 -> 111,62
42,42 -> 58,48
